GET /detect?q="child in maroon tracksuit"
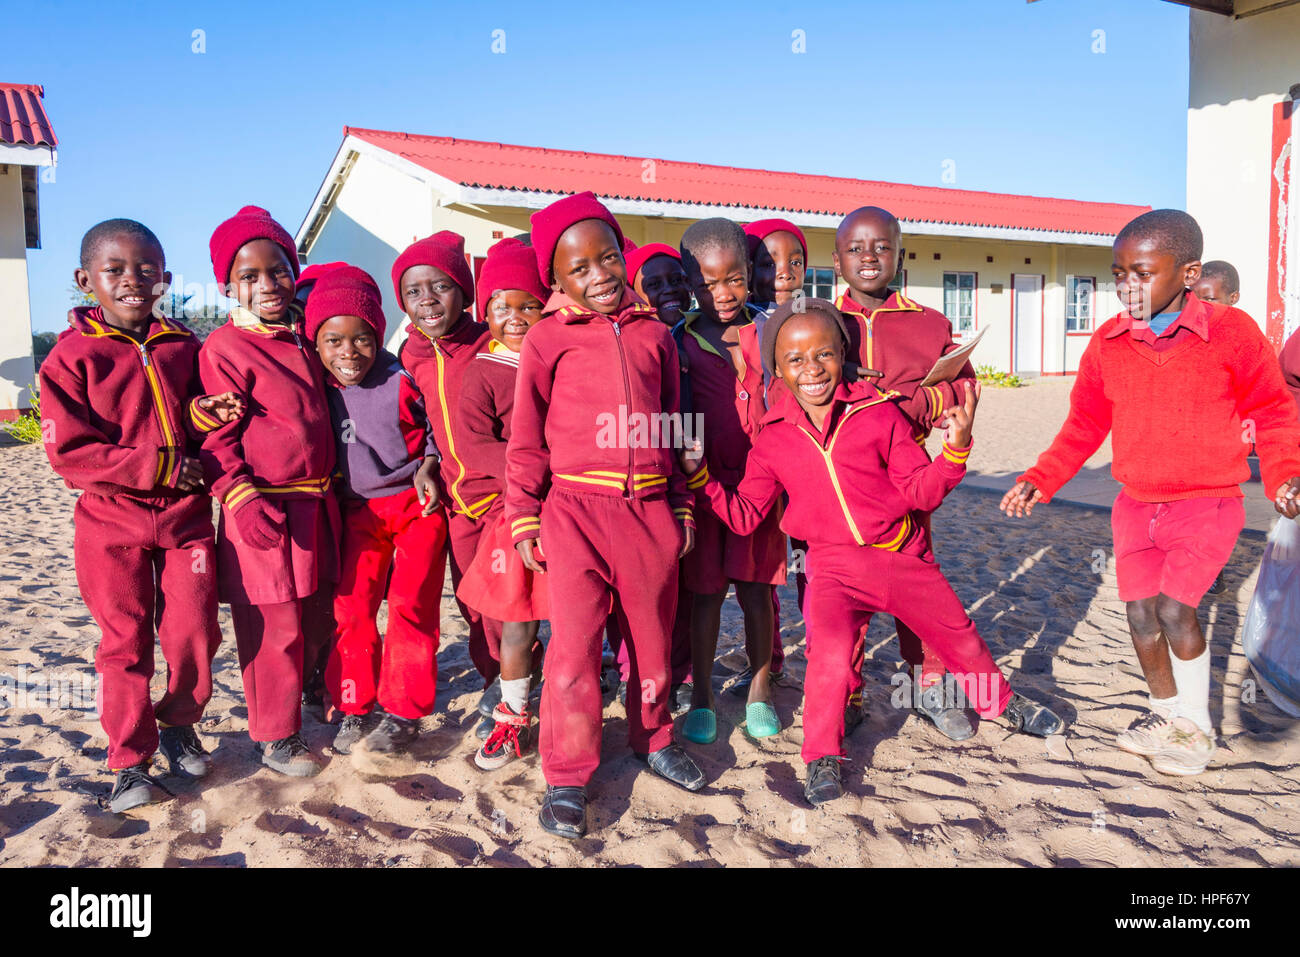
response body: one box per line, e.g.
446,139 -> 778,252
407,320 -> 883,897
199,205 -> 339,777
393,232 -> 505,734
674,218 -> 786,746
830,206 -> 978,741
42,219 -> 242,812
683,298 -> 1062,806
306,266 -> 448,757
506,192 -> 705,840
455,238 -> 551,770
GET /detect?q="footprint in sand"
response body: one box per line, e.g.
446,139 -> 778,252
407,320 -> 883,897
1043,825 -> 1142,867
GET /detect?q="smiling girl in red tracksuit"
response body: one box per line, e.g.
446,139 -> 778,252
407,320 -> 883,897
199,205 -> 339,778
681,298 -> 1063,806
506,192 -> 705,840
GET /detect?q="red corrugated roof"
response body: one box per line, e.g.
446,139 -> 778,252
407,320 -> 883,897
344,126 -> 1147,236
0,83 -> 57,148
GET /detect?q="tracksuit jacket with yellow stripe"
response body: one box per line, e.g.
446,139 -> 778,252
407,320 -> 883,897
42,307 -> 225,504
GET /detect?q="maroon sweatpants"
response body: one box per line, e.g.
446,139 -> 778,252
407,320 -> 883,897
326,488 -> 448,720
802,540 -> 1011,764
446,509 -> 503,684
605,564 -> 693,686
540,489 -> 680,786
74,493 -> 221,770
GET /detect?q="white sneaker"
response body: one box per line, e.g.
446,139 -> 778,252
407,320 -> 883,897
1150,718 -> 1216,776
1115,711 -> 1173,757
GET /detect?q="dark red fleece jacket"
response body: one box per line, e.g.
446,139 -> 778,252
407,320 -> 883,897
41,307 -> 225,505
458,340 -> 520,487
505,290 -> 693,546
691,379 -> 971,550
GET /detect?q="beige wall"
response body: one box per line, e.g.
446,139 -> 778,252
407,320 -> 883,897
0,167 -> 36,411
1187,5 -> 1300,334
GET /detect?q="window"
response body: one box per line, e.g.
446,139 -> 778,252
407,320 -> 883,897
803,267 -> 835,300
943,272 -> 976,335
1066,276 -> 1095,332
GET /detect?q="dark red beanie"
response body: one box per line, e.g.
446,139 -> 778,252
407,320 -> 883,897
305,265 -> 386,344
624,242 -> 681,286
390,231 -> 474,310
529,191 -> 625,288
744,218 -> 809,263
295,261 -> 347,294
210,205 -> 301,287
476,238 -> 551,322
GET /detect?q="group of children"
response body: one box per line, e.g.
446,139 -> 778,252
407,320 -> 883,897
40,193 -> 1300,839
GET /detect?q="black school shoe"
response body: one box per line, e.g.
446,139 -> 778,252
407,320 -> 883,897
108,763 -> 172,814
635,744 -> 706,792
362,713 -> 419,753
804,756 -> 844,806
912,683 -> 976,742
478,677 -> 502,718
539,786 -> 588,839
671,682 -> 694,715
158,724 -> 212,778
1002,691 -> 1064,737
332,712 -> 377,755
256,732 -> 322,777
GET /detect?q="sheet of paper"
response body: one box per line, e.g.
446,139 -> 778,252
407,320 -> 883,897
919,326 -> 987,387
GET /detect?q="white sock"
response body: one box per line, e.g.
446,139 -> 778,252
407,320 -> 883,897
1169,646 -> 1212,736
1148,694 -> 1178,718
500,677 -> 529,714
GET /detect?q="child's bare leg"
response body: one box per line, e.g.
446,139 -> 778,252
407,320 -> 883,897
736,581 -> 774,706
499,620 -> 540,705
1125,597 -> 1176,699
1156,595 -> 1212,735
689,588 -> 727,710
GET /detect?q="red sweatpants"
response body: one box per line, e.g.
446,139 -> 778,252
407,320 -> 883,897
802,541 -> 1012,764
446,509 -> 503,684
325,488 -> 448,720
74,493 -> 221,770
894,511 -> 946,684
605,564 -> 693,686
540,489 -> 680,786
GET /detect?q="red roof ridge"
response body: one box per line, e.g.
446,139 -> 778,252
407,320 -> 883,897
1,83 -> 57,148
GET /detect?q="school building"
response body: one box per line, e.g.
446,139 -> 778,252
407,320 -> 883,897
295,128 -> 1149,376
1176,0 -> 1300,348
0,83 -> 56,418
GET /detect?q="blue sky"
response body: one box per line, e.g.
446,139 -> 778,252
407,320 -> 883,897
9,0 -> 1189,332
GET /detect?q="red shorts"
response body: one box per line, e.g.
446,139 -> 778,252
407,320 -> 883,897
1111,492 -> 1245,607
457,502 -> 550,623
683,497 -> 787,594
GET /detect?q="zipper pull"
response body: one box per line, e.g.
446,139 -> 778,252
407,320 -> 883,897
612,322 -> 621,336
138,343 -> 149,367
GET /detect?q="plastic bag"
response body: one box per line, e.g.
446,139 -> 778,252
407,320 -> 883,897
1241,517 -> 1300,717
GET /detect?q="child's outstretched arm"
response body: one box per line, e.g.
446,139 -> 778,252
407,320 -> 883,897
678,437 -> 784,537
886,380 -> 978,511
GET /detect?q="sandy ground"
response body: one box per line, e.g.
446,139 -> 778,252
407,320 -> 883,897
2,383 -> 1299,867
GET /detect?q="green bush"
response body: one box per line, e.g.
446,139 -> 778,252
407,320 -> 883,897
975,364 -> 1026,388
1,383 -> 44,444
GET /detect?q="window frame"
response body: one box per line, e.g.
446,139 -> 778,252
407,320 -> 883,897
1065,274 -> 1096,335
942,270 -> 978,337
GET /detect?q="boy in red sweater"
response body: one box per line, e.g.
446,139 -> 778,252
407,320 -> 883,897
43,219 -> 242,812
507,192 -> 705,839
393,232 -> 505,736
456,238 -> 551,769
675,218 -> 786,745
199,206 -> 339,777
308,267 -> 448,756
833,205 -> 978,741
1003,210 -> 1300,776
682,299 -> 1061,804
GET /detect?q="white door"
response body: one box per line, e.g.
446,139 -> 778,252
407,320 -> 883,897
1013,274 -> 1043,375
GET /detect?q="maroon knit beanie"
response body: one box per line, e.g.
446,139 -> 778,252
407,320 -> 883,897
305,265 -> 386,343
744,218 -> 809,263
295,261 -> 347,294
210,205 -> 301,287
760,297 -> 849,377
529,191 -> 625,288
476,238 -> 551,321
624,242 -> 682,286
390,231 -> 474,310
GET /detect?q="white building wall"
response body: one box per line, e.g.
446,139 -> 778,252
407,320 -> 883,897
0,167 -> 36,412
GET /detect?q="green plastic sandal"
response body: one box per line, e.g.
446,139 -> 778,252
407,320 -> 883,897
682,707 -> 717,745
745,701 -> 781,739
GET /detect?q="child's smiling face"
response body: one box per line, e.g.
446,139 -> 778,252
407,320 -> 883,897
485,289 -> 544,352
833,210 -> 902,299
753,231 -> 805,305
401,265 -> 465,339
1112,236 -> 1200,321
688,246 -> 749,324
315,314 -> 378,386
635,255 -> 691,326
76,232 -> 170,329
228,240 -> 296,323
776,312 -> 843,412
552,219 -> 627,315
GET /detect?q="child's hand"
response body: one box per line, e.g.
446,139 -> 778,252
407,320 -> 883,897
678,437 -> 704,476
939,379 -> 980,448
678,522 -> 695,558
857,366 -> 884,379
177,456 -> 204,491
517,538 -> 546,574
1274,477 -> 1300,519
1000,480 -> 1043,518
234,496 -> 285,550
199,391 -> 245,424
415,458 -> 441,516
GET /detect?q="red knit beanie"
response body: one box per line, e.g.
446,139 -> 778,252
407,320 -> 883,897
624,243 -> 682,286
305,265 -> 386,344
390,230 -> 474,310
530,191 -> 625,288
210,205 -> 301,287
476,238 -> 551,321
295,261 -> 347,294
743,218 -> 809,262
